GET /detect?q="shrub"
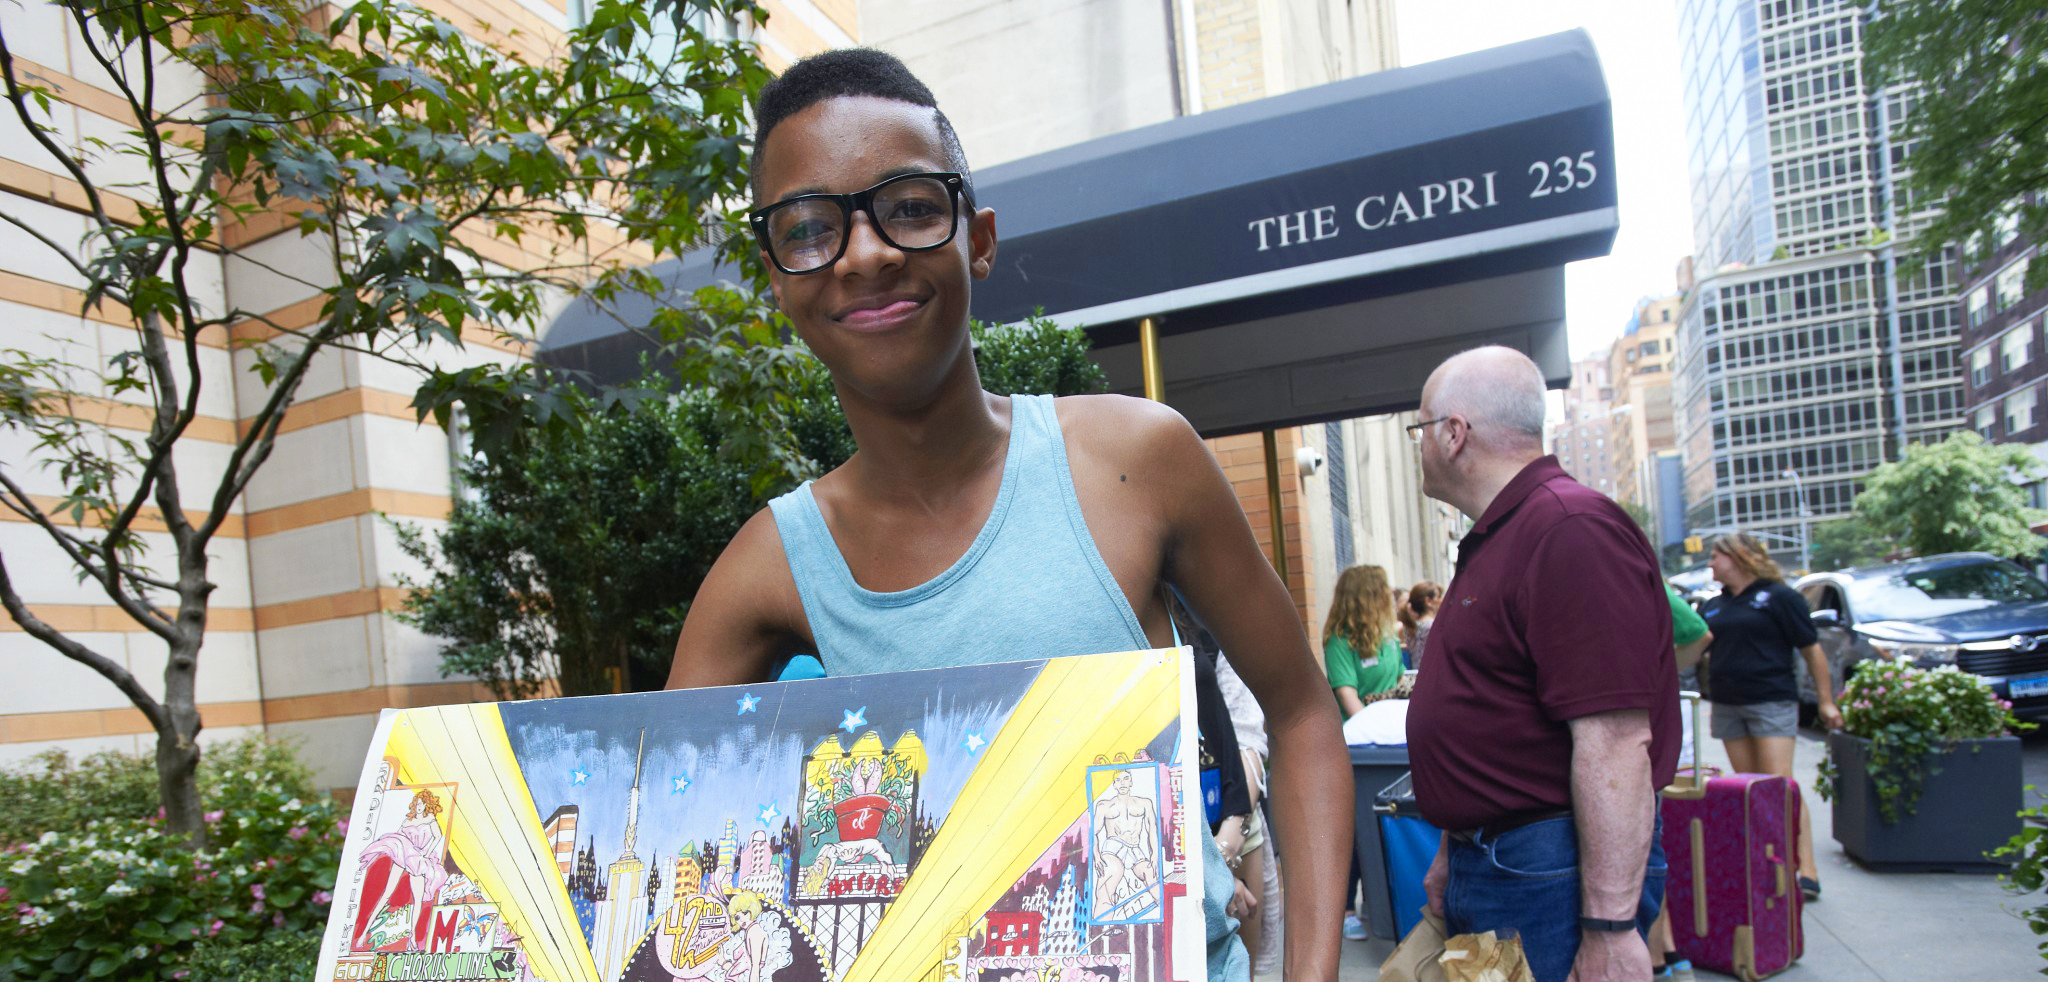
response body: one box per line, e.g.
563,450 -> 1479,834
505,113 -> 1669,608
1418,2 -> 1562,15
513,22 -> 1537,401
1992,796 -> 2048,976
180,929 -> 323,982
0,739 -> 342,980
0,750 -> 159,839
1816,661 -> 2030,822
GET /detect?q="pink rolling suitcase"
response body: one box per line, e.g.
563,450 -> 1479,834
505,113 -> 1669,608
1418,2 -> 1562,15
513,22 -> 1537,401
1660,696 -> 1804,980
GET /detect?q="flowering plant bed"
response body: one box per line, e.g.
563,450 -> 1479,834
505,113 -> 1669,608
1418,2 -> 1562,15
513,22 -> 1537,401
1817,661 -> 2029,871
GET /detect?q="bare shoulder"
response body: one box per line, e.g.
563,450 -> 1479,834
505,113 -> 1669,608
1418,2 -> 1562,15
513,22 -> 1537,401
1052,393 -> 1210,471
667,506 -> 809,688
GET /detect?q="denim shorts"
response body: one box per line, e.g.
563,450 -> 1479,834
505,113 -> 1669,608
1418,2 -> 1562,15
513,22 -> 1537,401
1443,813 -> 1667,982
1711,699 -> 1799,739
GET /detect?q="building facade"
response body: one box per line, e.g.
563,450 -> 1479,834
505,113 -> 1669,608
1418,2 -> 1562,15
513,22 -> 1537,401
1550,349 -> 1619,497
1609,294 -> 1681,514
1672,0 -> 1964,559
1961,218 -> 2046,447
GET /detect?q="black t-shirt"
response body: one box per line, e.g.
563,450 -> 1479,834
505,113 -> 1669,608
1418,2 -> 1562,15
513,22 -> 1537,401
1700,579 -> 1819,705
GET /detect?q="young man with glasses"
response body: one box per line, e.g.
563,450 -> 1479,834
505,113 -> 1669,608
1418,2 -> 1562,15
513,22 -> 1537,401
664,49 -> 1347,981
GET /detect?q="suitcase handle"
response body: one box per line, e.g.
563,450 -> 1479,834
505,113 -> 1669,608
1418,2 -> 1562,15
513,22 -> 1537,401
1765,843 -> 1788,899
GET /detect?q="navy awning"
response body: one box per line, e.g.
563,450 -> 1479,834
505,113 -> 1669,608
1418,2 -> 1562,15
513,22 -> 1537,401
539,30 -> 1616,435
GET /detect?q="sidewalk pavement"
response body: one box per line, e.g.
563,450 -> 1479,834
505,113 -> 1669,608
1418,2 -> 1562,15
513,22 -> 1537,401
1273,728 -> 2047,982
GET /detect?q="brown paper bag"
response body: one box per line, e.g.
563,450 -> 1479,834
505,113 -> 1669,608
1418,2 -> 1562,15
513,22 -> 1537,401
1377,908 -> 1449,982
1438,928 -> 1537,982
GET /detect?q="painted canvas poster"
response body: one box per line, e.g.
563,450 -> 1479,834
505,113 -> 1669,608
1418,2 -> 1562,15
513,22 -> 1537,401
316,648 -> 1204,982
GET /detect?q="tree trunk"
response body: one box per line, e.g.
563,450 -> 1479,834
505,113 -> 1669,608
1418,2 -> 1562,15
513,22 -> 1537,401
158,636 -> 207,848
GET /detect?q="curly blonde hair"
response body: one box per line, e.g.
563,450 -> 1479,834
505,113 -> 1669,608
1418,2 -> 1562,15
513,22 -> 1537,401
1324,565 -> 1395,657
409,788 -> 444,819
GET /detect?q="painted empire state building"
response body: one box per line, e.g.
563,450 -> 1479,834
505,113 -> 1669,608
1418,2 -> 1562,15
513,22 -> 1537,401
594,729 -> 650,981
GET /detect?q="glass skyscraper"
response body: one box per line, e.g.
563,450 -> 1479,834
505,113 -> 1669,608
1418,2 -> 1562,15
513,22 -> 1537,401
1673,0 -> 1963,561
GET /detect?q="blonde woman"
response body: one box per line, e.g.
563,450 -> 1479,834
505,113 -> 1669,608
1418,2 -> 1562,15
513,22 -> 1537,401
1701,532 -> 1840,901
1324,565 -> 1402,717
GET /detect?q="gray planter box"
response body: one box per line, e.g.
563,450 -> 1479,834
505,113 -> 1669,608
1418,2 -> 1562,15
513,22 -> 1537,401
1828,731 -> 2022,872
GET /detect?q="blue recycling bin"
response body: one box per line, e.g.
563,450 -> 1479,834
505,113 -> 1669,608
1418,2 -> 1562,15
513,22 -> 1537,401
1375,772 -> 1441,940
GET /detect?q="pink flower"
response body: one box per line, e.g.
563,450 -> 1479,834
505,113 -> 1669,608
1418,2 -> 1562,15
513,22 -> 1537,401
312,890 -> 333,906
204,811 -> 223,824
250,883 -> 266,901
272,912 -> 284,928
208,919 -> 224,936
287,826 -> 307,841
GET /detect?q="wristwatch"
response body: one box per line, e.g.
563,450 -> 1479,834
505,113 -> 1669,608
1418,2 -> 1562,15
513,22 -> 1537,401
1578,916 -> 1636,933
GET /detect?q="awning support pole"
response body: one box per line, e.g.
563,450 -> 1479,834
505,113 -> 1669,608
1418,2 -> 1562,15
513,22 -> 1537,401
1139,317 -> 1165,401
1262,429 -> 1288,582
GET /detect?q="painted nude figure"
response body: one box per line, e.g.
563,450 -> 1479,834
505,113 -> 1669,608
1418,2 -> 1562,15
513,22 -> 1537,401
1091,769 -> 1160,918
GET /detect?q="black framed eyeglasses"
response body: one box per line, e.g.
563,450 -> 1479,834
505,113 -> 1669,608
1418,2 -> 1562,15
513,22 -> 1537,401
748,172 -> 965,275
1405,416 -> 1453,444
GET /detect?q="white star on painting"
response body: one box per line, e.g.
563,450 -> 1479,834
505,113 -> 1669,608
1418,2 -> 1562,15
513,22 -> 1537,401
840,706 -> 867,733
737,692 -> 760,715
570,768 -> 589,786
672,774 -> 691,795
962,731 -> 987,755
758,801 -> 781,827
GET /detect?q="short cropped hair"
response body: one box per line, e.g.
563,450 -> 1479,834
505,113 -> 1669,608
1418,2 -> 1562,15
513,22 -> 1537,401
1431,346 -> 1547,449
751,48 -> 976,209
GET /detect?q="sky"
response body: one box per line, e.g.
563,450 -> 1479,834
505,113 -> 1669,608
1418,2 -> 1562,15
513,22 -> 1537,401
1397,0 -> 1693,360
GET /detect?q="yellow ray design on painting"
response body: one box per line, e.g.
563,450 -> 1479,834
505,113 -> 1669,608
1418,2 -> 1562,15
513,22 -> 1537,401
385,703 -> 598,982
841,647 -> 1186,982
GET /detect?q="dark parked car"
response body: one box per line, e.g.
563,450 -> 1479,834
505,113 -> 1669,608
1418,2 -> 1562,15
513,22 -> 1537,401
1795,553 -> 2048,723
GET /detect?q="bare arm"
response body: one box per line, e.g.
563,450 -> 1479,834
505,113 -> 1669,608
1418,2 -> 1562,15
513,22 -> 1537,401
1334,686 -> 1367,718
1675,629 -> 1712,672
666,509 -> 808,689
1800,642 -> 1843,729
1135,408 -> 1349,981
1567,708 -> 1655,982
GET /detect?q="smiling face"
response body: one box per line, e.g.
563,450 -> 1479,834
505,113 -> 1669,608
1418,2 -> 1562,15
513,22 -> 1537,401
754,96 -> 997,413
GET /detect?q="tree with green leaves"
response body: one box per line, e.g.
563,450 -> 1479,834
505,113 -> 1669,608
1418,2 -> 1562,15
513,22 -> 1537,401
1809,514 -> 1898,572
0,0 -> 766,844
1852,432 -> 2048,559
398,312 -> 1106,699
1865,0 -> 2048,287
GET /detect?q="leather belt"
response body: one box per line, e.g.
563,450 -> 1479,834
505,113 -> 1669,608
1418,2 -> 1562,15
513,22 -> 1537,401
1449,807 -> 1573,844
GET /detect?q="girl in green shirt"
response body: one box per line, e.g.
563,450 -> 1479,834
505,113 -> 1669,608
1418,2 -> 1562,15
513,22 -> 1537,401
1322,564 -> 1404,717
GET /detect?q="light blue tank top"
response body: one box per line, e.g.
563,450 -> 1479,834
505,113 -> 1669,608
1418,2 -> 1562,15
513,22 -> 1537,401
768,393 -> 1149,674
767,393 -> 1249,979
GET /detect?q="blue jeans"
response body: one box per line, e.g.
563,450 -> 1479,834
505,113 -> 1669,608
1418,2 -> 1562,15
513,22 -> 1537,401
1443,814 -> 1666,982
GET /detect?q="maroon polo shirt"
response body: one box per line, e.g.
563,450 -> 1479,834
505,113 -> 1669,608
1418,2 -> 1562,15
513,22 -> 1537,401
1406,456 -> 1679,832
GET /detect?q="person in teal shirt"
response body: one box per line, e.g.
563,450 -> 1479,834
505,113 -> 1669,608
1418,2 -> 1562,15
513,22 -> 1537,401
1322,564 -> 1404,717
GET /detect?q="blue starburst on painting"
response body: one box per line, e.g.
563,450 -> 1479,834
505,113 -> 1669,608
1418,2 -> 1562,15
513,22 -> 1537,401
840,706 -> 867,733
758,801 -> 781,827
671,773 -> 691,795
570,767 -> 589,786
962,731 -> 987,755
736,692 -> 760,715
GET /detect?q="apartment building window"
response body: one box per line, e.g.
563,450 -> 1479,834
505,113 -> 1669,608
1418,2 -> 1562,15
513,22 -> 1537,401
2004,324 -> 2034,374
1969,288 -> 1991,328
1977,404 -> 2000,440
1972,347 -> 1992,389
1998,258 -> 2030,310
2006,386 -> 2037,434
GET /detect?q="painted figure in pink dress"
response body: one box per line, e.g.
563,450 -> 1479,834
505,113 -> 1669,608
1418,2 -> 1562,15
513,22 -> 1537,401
350,788 -> 450,951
